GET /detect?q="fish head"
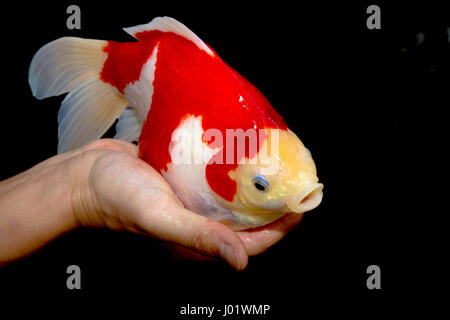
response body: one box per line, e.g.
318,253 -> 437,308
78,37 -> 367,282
228,129 -> 323,228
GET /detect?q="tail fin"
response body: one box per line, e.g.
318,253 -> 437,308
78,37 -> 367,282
29,37 -> 128,153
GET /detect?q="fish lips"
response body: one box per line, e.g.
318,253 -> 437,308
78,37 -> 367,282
286,183 -> 324,214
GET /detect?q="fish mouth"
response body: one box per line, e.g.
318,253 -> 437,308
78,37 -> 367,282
230,183 -> 323,228
287,183 -> 324,213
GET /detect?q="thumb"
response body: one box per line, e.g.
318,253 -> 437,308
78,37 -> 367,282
134,195 -> 248,270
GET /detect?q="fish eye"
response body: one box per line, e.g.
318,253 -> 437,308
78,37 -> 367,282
253,175 -> 270,192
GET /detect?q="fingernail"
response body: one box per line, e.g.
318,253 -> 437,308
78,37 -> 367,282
220,243 -> 241,270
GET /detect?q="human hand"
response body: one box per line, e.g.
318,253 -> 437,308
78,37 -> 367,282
0,139 -> 304,270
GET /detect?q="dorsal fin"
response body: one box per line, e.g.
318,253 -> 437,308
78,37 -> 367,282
123,16 -> 214,56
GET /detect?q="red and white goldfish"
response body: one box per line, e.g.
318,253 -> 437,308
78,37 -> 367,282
29,17 -> 323,230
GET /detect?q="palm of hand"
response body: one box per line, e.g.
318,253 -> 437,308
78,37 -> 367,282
69,139 -> 304,270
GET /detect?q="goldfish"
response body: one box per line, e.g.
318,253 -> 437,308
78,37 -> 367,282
29,17 -> 323,230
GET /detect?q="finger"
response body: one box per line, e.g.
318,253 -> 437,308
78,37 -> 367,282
132,194 -> 248,270
37,139 -> 139,168
161,242 -> 217,262
237,212 -> 304,255
71,139 -> 139,158
83,139 -> 139,156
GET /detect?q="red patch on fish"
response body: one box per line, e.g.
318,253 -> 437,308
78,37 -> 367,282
101,30 -> 287,202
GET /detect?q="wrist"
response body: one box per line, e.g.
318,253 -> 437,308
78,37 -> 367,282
0,155 -> 79,262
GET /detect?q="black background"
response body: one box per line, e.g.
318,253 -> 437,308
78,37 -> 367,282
0,0 -> 448,316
